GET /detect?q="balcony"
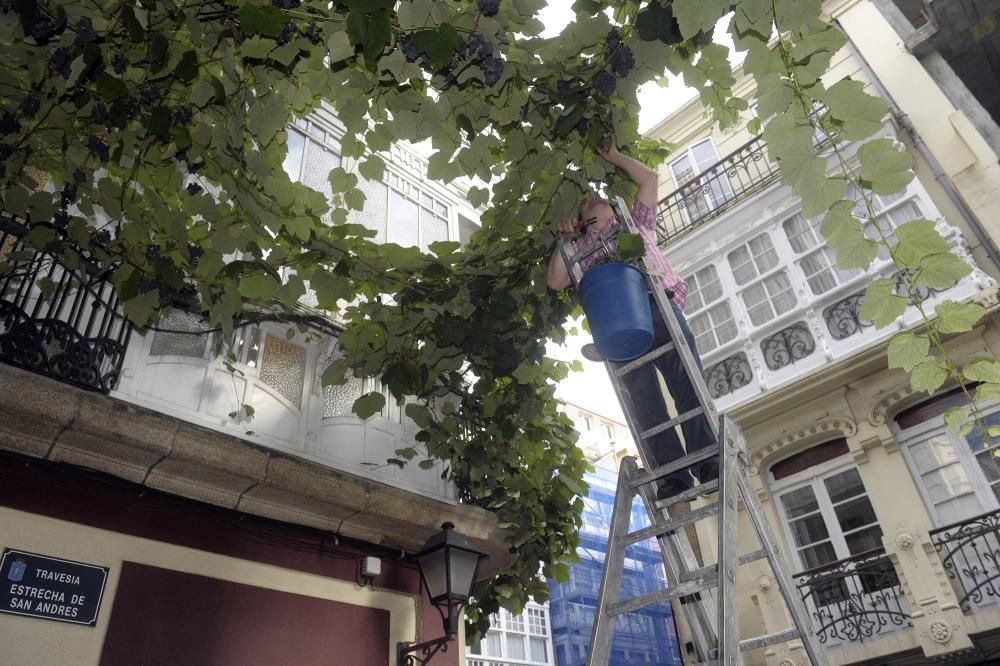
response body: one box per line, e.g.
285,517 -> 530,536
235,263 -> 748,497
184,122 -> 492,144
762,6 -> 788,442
656,133 -> 781,245
0,220 -> 507,562
794,547 -> 911,645
932,508 -> 1000,611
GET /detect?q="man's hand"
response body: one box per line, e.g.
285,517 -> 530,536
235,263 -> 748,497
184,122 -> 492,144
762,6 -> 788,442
558,218 -> 586,235
597,135 -> 620,162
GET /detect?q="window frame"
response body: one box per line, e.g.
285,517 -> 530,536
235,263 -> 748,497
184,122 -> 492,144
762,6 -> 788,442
769,448 -> 883,572
727,232 -> 798,328
668,137 -> 735,221
683,264 -> 739,354
894,399 -> 1000,527
386,171 -> 452,251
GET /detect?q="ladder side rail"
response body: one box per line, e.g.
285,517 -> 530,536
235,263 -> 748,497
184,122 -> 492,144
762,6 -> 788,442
611,196 -> 721,441
603,357 -> 719,660
733,424 -> 829,666
586,457 -> 642,666
716,417 -> 743,666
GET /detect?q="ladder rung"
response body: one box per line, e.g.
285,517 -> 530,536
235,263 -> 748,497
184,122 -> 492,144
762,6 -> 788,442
740,627 -> 800,651
607,575 -> 715,616
677,549 -> 768,585
630,446 -> 718,489
620,502 -> 719,546
655,479 -> 718,508
640,407 -> 705,440
613,342 -> 675,376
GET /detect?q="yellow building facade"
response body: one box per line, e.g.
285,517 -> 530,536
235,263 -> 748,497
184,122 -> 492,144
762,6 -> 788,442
643,0 -> 1000,663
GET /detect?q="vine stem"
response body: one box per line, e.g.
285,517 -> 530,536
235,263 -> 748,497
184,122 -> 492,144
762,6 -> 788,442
771,16 -> 992,449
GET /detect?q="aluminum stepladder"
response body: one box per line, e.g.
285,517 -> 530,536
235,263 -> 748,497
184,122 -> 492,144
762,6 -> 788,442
558,196 -> 827,666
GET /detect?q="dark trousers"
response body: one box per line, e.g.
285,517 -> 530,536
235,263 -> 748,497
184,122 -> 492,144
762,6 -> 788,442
612,295 -> 715,485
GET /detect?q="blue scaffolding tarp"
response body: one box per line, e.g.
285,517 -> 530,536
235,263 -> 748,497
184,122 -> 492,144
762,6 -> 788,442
547,461 -> 685,666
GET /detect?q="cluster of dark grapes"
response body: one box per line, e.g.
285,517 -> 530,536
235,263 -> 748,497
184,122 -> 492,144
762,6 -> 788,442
186,183 -> 203,195
172,105 -> 193,125
74,17 -> 96,47
400,35 -> 418,62
477,0 -> 499,17
277,20 -> 297,45
137,276 -> 199,307
0,112 -> 21,136
60,185 -> 77,209
609,46 -> 634,78
175,151 -> 201,174
607,28 -> 623,50
50,47 -> 72,78
272,0 -> 301,8
30,12 -> 58,43
20,95 -> 40,117
557,79 -> 574,97
304,21 -> 321,44
87,135 -> 109,161
111,53 -> 128,74
481,57 -> 504,86
139,86 -> 161,105
592,70 -> 616,96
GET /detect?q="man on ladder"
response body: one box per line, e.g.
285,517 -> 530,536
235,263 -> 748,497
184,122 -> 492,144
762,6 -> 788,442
545,138 -> 828,666
546,136 -> 717,500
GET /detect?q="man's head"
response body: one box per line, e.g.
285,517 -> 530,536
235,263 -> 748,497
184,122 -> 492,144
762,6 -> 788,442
578,194 -> 615,230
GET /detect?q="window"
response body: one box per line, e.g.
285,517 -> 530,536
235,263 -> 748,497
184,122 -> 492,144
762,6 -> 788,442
458,214 -> 479,247
728,234 -> 796,326
771,440 -> 884,571
684,265 -> 738,353
669,138 -> 734,222
602,423 -> 614,442
846,184 -> 924,263
466,606 -> 551,665
581,415 -> 591,431
896,388 -> 1000,525
283,122 -> 342,210
386,173 -> 451,251
782,213 -> 861,295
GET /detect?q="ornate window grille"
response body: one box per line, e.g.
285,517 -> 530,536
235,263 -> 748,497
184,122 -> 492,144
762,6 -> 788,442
931,508 -> 1000,611
823,291 -> 869,341
703,352 -> 752,399
760,322 -> 816,371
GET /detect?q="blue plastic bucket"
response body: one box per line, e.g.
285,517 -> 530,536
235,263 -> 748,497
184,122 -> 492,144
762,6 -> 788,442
579,263 -> 653,361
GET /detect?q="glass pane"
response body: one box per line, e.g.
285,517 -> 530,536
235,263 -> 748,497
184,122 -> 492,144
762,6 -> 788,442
965,412 -> 1000,452
910,436 -> 960,472
936,493 -> 985,525
357,178 -> 388,243
529,636 -> 547,662
419,214 -> 448,251
389,190 -> 419,247
690,139 -> 719,169
799,541 -> 838,570
790,513 -> 831,547
781,486 -> 819,518
323,376 -> 363,418
150,310 -> 209,357
283,129 -> 306,181
833,496 -> 878,533
844,525 -> 883,555
670,154 -> 695,184
690,314 -> 717,353
922,464 -> 975,503
728,246 -> 755,285
486,632 -> 502,657
300,142 -> 341,205
506,634 -> 526,660
783,214 -> 814,253
749,234 -> 778,272
259,335 -> 306,409
975,450 -> 1000,486
764,272 -> 796,315
824,468 -> 865,503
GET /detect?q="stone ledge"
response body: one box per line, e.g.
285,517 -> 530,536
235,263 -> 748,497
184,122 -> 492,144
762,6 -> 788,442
0,364 -> 510,574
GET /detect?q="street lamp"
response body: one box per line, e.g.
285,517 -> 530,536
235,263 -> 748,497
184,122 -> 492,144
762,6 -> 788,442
397,522 -> 489,666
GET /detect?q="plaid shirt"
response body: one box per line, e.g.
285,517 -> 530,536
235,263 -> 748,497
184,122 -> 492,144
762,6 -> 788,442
574,200 -> 688,309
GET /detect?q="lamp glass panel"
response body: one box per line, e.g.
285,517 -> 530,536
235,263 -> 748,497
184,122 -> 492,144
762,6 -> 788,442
448,548 -> 480,600
418,549 -> 448,600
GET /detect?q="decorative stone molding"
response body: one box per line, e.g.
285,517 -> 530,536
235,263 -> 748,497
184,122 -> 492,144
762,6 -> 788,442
869,384 -> 916,426
895,531 -> 915,551
926,620 -> 952,644
750,415 -> 858,469
757,575 -> 773,592
778,659 -> 794,666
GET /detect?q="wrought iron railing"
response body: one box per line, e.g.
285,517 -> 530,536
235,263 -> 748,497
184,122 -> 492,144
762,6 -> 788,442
656,133 -> 780,244
931,508 -> 1000,611
794,547 -> 911,644
0,220 -> 131,392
